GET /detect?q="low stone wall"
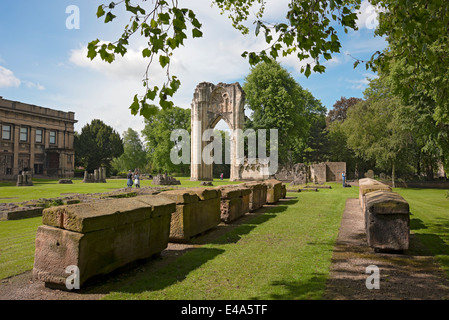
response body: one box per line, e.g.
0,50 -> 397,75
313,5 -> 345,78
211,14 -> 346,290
215,185 -> 251,223
264,179 -> 283,204
365,190 -> 410,252
242,182 -> 267,212
32,195 -> 176,288
159,188 -> 221,242
0,206 -> 43,221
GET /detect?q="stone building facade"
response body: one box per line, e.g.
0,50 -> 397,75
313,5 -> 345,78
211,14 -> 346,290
0,97 -> 77,179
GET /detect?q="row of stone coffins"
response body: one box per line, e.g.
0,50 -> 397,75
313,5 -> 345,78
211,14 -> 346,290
358,178 -> 410,252
33,179 -> 285,288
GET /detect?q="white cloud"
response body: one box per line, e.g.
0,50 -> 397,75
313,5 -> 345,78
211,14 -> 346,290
346,72 -> 378,90
24,80 -> 45,90
0,66 -> 21,88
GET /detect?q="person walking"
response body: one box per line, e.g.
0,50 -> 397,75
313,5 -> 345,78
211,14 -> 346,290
134,169 -> 141,188
127,170 -> 133,188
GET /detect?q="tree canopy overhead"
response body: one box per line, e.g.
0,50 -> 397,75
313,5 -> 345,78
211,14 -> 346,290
89,0 -> 364,116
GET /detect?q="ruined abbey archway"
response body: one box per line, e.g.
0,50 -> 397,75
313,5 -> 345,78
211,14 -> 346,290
190,82 -> 245,181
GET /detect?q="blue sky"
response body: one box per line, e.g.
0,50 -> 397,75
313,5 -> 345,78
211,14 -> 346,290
0,0 -> 386,134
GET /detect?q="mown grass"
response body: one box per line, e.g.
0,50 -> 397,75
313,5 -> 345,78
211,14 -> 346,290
103,184 -> 357,300
0,176 -> 242,204
0,216 -> 41,279
395,188 -> 449,278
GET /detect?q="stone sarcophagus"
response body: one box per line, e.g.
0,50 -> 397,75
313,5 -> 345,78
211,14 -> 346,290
364,190 -> 410,252
159,188 -> 221,242
33,195 -> 175,288
215,185 -> 251,223
243,181 -> 267,212
264,179 -> 283,204
358,178 -> 392,213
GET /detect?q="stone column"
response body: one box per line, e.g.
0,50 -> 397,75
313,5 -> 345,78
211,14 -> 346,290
29,128 -> 36,174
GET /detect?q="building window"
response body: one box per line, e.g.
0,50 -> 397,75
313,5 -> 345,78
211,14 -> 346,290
20,127 -> 29,142
2,124 -> 11,140
49,131 -> 56,144
35,129 -> 43,143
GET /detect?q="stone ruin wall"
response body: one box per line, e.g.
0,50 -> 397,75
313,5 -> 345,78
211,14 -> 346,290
275,162 -> 346,184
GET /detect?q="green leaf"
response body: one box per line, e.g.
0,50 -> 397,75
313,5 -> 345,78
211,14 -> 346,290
142,48 -> 151,58
96,5 -> 106,18
159,55 -> 170,68
158,13 -> 170,25
140,103 -> 158,118
192,28 -> 203,38
304,64 -> 311,78
87,39 -> 100,60
129,95 -> 140,115
105,12 -> 116,23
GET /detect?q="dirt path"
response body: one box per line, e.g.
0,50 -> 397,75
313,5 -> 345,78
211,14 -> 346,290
324,198 -> 449,300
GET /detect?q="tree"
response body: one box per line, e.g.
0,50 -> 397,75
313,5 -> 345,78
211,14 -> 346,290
326,96 -> 363,125
342,78 -> 413,187
89,0 -> 363,115
243,60 -> 311,165
141,105 -> 191,174
75,119 -> 124,174
362,0 -> 449,124
301,90 -> 329,163
111,128 -> 148,173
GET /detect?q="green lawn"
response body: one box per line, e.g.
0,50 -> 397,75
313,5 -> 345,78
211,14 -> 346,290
0,176 -> 243,204
103,183 -> 357,300
395,188 -> 449,278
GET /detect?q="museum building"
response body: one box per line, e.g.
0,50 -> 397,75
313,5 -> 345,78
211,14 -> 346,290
0,97 -> 77,179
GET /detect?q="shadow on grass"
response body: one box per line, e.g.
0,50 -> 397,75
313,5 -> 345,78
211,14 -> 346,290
250,274 -> 328,300
82,247 -> 225,296
75,197 -> 300,297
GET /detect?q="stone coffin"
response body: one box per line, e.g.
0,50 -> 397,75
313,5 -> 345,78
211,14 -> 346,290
33,195 -> 175,288
281,184 -> 286,199
242,182 -> 267,212
264,179 -> 283,204
358,180 -> 392,213
364,190 -> 410,252
215,185 -> 251,223
159,188 -> 221,242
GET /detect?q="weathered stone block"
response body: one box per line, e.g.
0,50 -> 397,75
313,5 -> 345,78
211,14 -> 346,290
264,179 -> 282,204
33,195 -> 175,288
243,182 -> 267,211
365,190 -> 410,252
160,188 -> 221,242
214,186 -> 251,223
359,180 -> 392,213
